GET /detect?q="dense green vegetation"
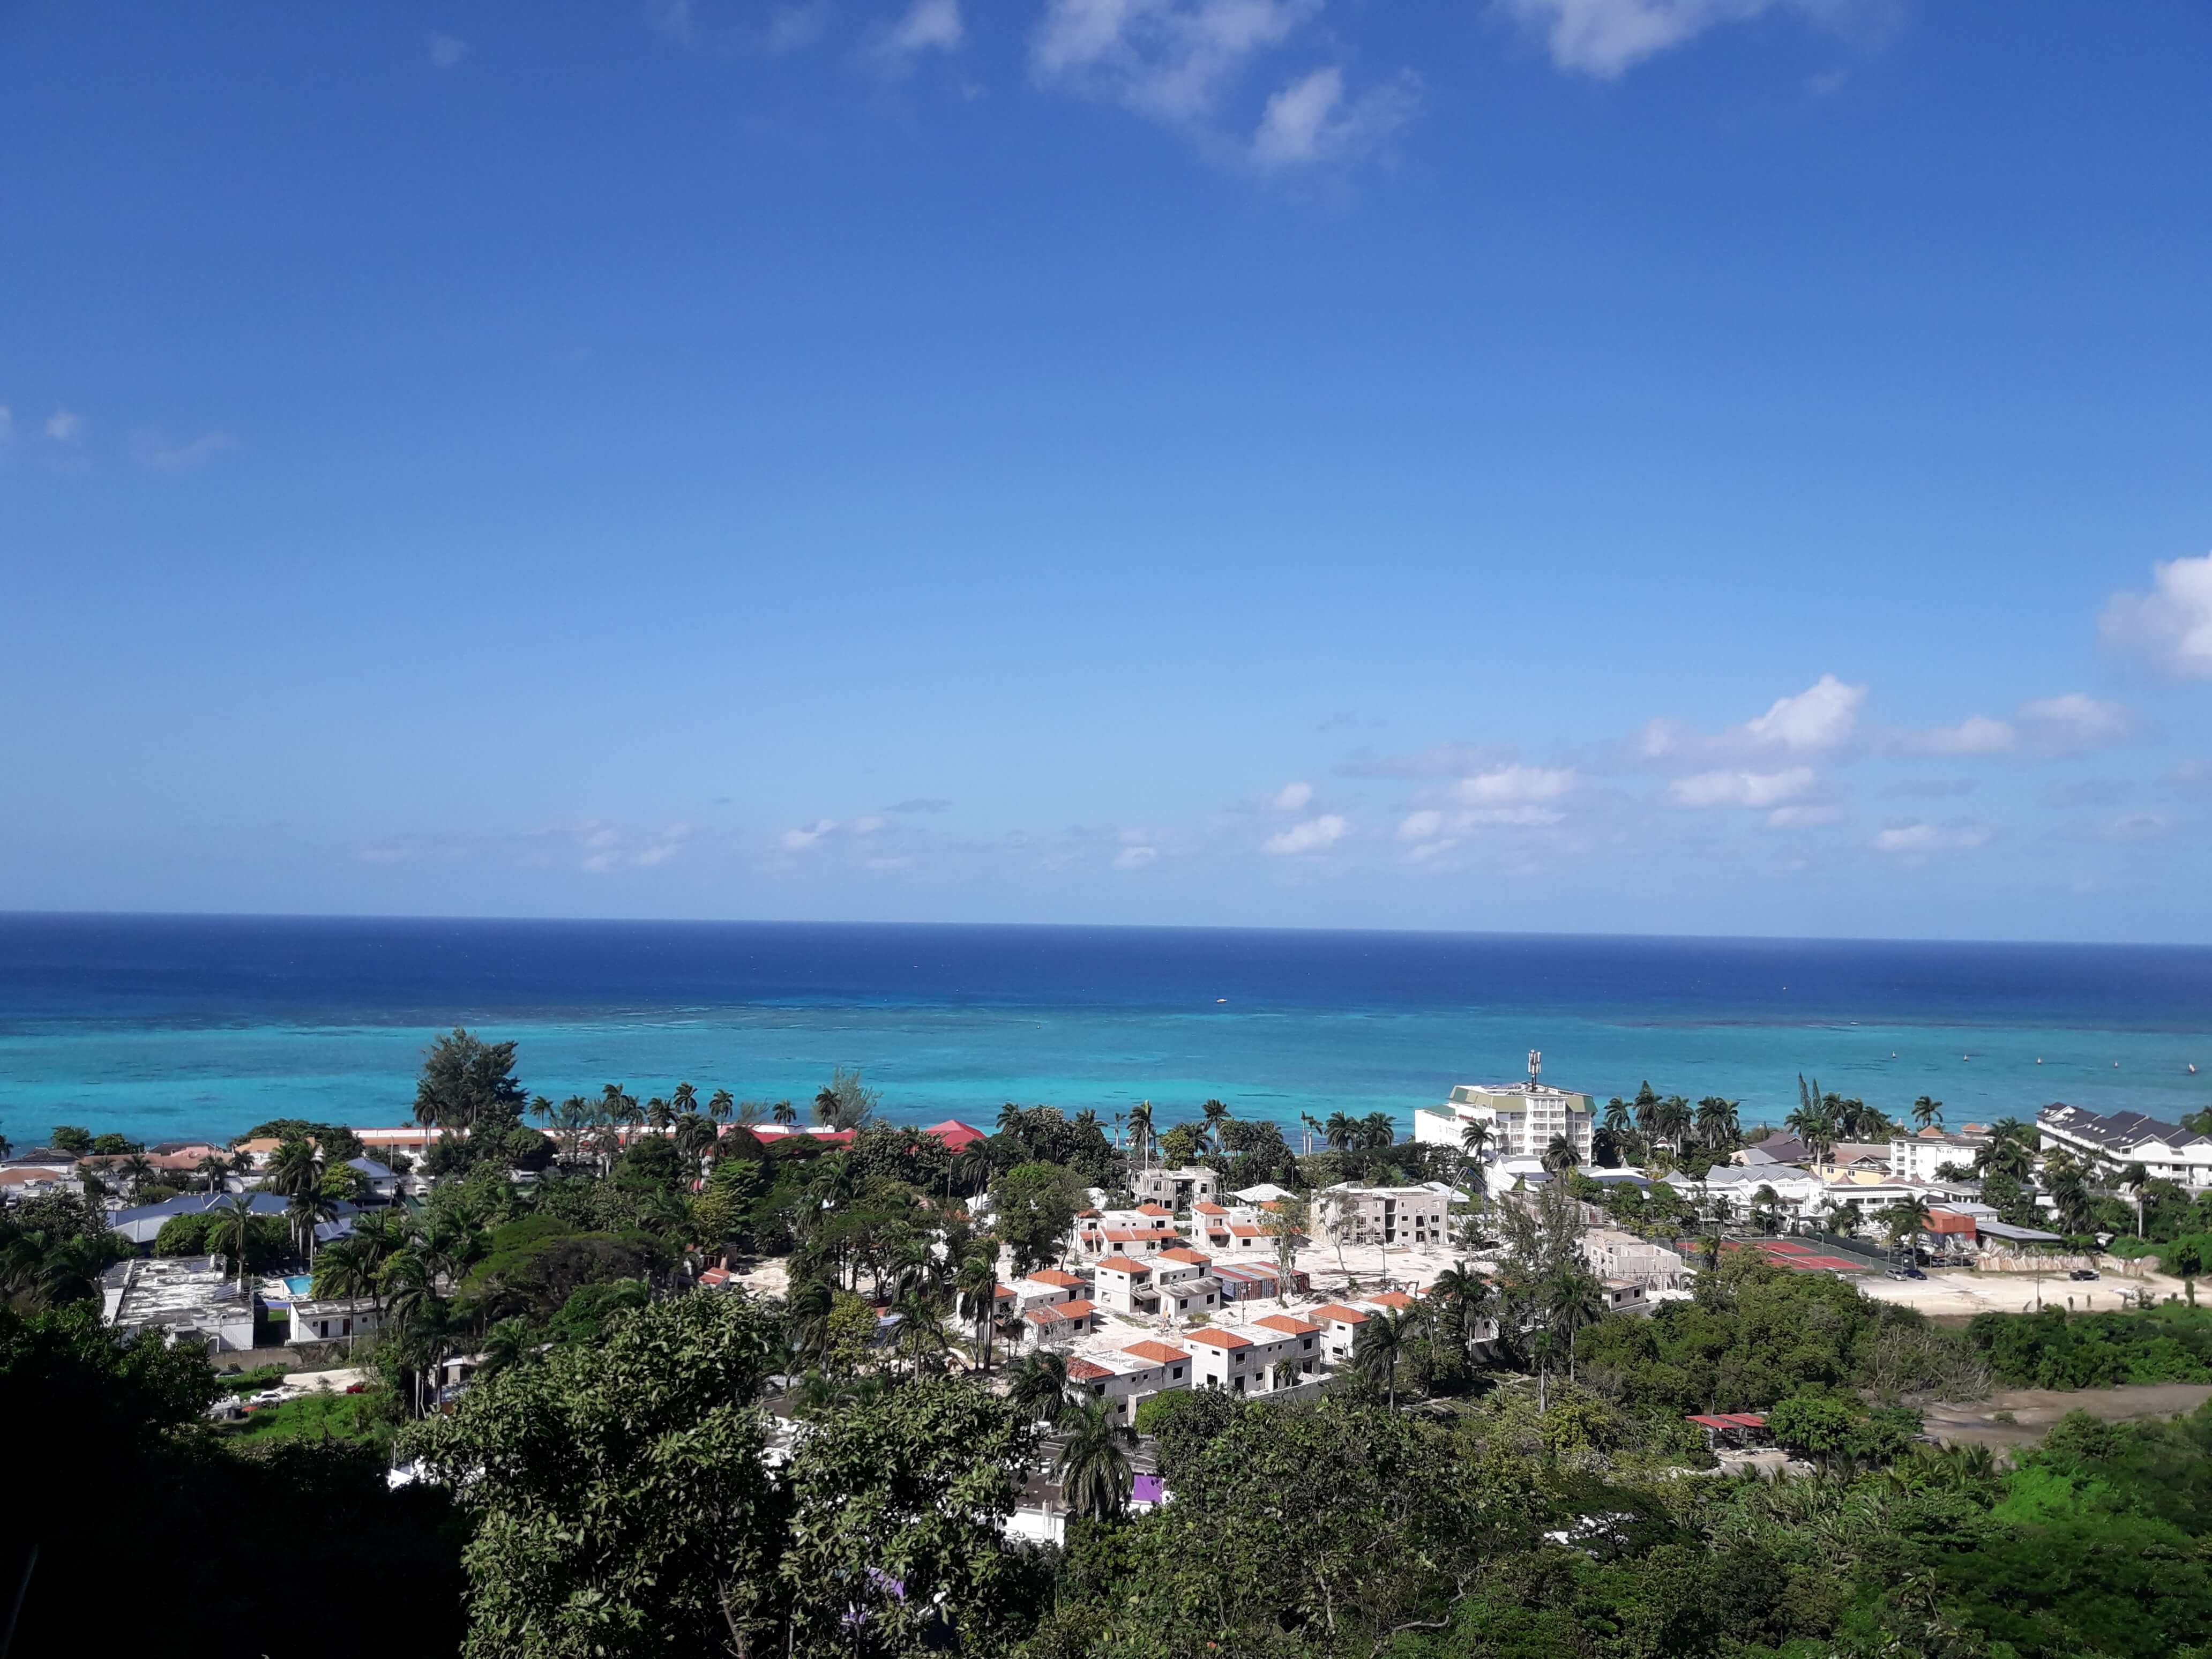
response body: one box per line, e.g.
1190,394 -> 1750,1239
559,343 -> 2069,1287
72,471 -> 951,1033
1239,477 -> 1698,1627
1968,1303 -> 2212,1388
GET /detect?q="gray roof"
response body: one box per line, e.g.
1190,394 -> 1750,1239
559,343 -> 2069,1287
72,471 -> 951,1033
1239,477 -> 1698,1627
2039,1102 -> 2212,1154
344,1156 -> 397,1179
109,1191 -> 360,1228
1976,1218 -> 2067,1244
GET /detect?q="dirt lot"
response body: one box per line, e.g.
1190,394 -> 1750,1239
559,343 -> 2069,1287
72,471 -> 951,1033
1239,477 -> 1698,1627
1855,1267 -> 2181,1320
1922,1382 -> 2212,1448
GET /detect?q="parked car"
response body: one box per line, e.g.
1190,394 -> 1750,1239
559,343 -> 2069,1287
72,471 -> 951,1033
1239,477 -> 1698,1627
1902,1267 -> 1927,1280
2068,1268 -> 2100,1281
1885,1267 -> 1909,1280
343,1382 -> 366,1394
250,1388 -> 287,1405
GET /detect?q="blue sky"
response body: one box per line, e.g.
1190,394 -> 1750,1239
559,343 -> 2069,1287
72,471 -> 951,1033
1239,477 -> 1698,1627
4,1 -> 2211,941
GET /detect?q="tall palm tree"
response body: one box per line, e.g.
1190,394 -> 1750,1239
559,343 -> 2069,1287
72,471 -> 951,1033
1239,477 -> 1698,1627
1429,1261 -> 1491,1362
287,1188 -> 341,1262
1693,1097 -> 1740,1149
1200,1098 -> 1231,1152
955,1253 -> 1001,1373
263,1138 -> 324,1200
2119,1162 -> 2151,1237
118,1152 -> 156,1196
1006,1350 -> 1071,1426
1602,1097 -> 1633,1139
671,1081 -> 698,1118
645,1096 -> 674,1132
1126,1101 -> 1153,1170
310,1237 -> 375,1356
771,1099 -> 798,1127
784,1278 -> 836,1371
706,1087 -> 735,1125
1056,1399 -> 1135,1521
479,1317 -> 536,1378
195,1154 -> 229,1194
1910,1095 -> 1944,1132
1360,1111 -> 1396,1149
210,1192 -> 259,1291
528,1094 -> 554,1128
1541,1135 -> 1580,1177
1546,1269 -> 1608,1385
1354,1306 -> 1414,1409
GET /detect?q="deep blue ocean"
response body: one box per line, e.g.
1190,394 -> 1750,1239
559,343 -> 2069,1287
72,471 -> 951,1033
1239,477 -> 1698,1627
2,914 -> 2209,1150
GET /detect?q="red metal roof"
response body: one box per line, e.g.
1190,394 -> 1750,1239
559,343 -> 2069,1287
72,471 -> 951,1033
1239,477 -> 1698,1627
1184,1327 -> 1251,1348
1311,1303 -> 1368,1324
1122,1340 -> 1189,1363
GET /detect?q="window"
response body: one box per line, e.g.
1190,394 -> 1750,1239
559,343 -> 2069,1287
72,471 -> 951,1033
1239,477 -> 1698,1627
1172,1365 -> 1183,1379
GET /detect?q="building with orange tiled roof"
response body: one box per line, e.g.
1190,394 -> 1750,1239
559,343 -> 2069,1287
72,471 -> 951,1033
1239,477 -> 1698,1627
1254,1312 -> 1319,1336
1029,1267 -> 1087,1290
1185,1320 -> 1318,1395
1157,1246 -> 1211,1267
1135,1201 -> 1174,1217
1061,1340 -> 1192,1422
1192,1200 -> 1228,1216
1310,1304 -> 1371,1365
1021,1298 -> 1098,1348
1092,1255 -> 1155,1314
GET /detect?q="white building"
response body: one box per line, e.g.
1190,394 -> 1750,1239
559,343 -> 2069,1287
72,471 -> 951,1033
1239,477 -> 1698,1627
1887,1128 -> 1990,1182
2038,1103 -> 2212,1188
102,1256 -> 257,1353
1184,1320 -> 1318,1396
289,1298 -> 382,1346
1581,1227 -> 1688,1290
1411,1051 -> 1595,1165
1066,1340 -> 1192,1422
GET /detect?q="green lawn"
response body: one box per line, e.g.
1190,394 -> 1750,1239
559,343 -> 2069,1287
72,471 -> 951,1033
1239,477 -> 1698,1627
221,1388 -> 395,1447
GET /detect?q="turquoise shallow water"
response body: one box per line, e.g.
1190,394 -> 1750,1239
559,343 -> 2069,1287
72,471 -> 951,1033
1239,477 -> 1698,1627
2,915 -> 2208,1147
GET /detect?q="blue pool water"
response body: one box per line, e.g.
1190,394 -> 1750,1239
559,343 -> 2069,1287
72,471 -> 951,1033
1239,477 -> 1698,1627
1,913 -> 2208,1148
285,1275 -> 313,1297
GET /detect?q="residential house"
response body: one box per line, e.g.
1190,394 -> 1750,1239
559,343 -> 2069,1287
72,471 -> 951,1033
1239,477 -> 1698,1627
1020,1298 -> 1100,1348
1184,1320 -> 1314,1396
1132,1167 -> 1220,1209
107,1190 -> 357,1248
1092,1255 -> 1160,1316
288,1298 -> 382,1346
1600,1279 -> 1650,1314
1066,1340 -> 1192,1423
102,1256 -> 257,1352
342,1156 -> 402,1203
1580,1228 -> 1688,1290
1309,1303 -> 1371,1365
1072,1213 -> 1181,1258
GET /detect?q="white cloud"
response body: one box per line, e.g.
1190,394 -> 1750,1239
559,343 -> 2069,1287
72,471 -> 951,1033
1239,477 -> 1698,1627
429,32 -> 468,69
1765,803 -> 1841,829
1113,844 -> 1160,870
1262,813 -> 1348,855
1498,0 -> 1858,80
1873,820 -> 1991,855
780,819 -> 838,850
1665,766 -> 1815,809
768,2 -> 832,51
1454,765 -> 1578,805
1894,714 -> 2017,757
850,815 -> 887,834
1638,675 -> 1864,761
45,410 -> 81,442
871,0 -> 963,71
1272,780 -> 1313,812
2016,693 -> 2131,754
1033,0 -> 1317,122
1250,65 -> 1419,168
138,431 -> 234,474
2101,551 -> 2212,681
1396,809 -> 1445,842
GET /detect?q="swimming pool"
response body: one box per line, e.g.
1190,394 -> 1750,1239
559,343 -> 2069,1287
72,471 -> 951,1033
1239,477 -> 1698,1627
285,1275 -> 313,1298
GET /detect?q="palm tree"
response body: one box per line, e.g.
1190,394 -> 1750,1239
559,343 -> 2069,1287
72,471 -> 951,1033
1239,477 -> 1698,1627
1541,1134 -> 1580,1177
1458,1119 -> 1492,1191
956,1253 -> 1001,1372
528,1094 -> 554,1128
1056,1399 -> 1134,1521
1321,1111 -> 1357,1152
1200,1098 -> 1231,1152
1006,1350 -> 1071,1426
194,1154 -> 229,1194
263,1137 -> 324,1199
1126,1101 -> 1154,1169
1429,1261 -> 1491,1362
1977,1119 -> 2037,1184
1753,1185 -> 1781,1236
0,1232 -> 103,1310
1693,1097 -> 1740,1150
785,1278 -> 836,1370
118,1152 -> 156,1196
1784,1102 -> 1835,1166
479,1317 -> 535,1378
210,1192 -> 259,1291
2121,1162 -> 2151,1237
1354,1306 -> 1414,1409
310,1237 -> 375,1356
287,1188 -> 340,1262
706,1087 -> 735,1125
772,1099 -> 798,1127
671,1081 -> 698,1118
1546,1270 -> 1608,1385
1910,1095 -> 1944,1132
1360,1111 -> 1396,1149
1880,1195 -> 1932,1262
1602,1097 -> 1632,1139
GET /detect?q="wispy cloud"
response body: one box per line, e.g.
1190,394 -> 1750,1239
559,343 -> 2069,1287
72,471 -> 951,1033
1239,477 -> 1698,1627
137,431 -> 235,474
1665,766 -> 1815,809
869,0 -> 963,72
2102,550 -> 2212,681
1885,693 -> 2131,759
1498,0 -> 1872,81
780,818 -> 839,850
886,797 -> 952,813
1262,812 -> 1348,855
45,410 -> 82,442
1873,819 -> 1991,856
429,32 -> 468,69
1271,781 -> 1314,811
1249,65 -> 1419,169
